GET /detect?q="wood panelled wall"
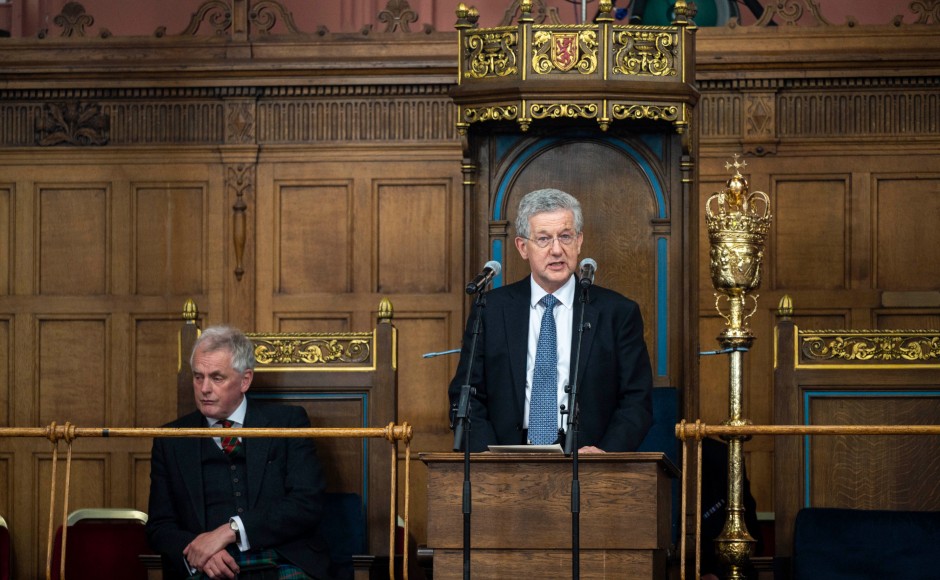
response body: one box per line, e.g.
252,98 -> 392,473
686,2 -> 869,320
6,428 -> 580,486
694,25 -> 940,516
1,7 -> 939,578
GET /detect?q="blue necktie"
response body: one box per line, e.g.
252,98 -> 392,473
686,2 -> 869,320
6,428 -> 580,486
530,294 -> 559,445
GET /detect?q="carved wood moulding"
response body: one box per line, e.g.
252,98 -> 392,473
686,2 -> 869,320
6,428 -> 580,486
0,85 -> 457,147
698,77 -> 940,145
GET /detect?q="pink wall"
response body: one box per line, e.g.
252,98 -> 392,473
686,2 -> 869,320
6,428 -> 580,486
0,0 -> 926,38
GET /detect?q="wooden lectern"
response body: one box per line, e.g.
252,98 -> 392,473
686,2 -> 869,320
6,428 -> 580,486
421,452 -> 678,579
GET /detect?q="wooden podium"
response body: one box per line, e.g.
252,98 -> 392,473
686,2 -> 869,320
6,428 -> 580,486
421,452 -> 678,579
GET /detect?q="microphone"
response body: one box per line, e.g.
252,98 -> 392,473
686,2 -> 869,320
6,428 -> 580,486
578,258 -> 597,289
465,260 -> 501,295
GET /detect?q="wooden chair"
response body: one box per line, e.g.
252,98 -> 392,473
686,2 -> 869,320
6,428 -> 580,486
772,296 -> 940,566
176,298 -> 399,578
50,508 -> 151,580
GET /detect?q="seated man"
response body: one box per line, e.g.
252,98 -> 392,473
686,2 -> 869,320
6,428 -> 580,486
147,326 -> 333,580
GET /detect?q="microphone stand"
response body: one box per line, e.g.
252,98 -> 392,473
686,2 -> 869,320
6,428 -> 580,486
450,288 -> 487,580
563,282 -> 590,580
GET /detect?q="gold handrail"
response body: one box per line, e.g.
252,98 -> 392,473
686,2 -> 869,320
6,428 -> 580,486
674,420 -> 940,580
1,421 -> 413,580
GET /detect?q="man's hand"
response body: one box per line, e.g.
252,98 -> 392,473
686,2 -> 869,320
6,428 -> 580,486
183,523 -> 240,579
578,445 -> 605,453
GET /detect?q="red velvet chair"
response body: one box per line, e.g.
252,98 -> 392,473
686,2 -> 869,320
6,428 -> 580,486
50,508 -> 152,580
0,514 -> 10,580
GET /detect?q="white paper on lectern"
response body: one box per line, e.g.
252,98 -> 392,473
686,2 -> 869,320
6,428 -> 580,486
487,444 -> 563,453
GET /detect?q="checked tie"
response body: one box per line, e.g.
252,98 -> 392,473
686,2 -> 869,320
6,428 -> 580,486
529,294 -> 559,445
220,419 -> 243,457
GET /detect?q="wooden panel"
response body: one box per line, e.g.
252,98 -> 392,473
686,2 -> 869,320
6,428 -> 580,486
773,178 -> 847,290
277,182 -> 352,294
275,314 -> 353,333
133,183 -> 205,295
874,177 -> 940,291
133,318 -> 182,428
808,395 -> 940,510
376,181 -> 449,294
698,315 -> 730,424
38,318 -> 108,425
0,317 -> 8,426
38,185 -> 108,295
132,453 -> 151,514
392,314 -> 453,450
432,549 -> 661,580
0,185 -> 9,295
425,454 -> 670,550
874,311 -> 940,330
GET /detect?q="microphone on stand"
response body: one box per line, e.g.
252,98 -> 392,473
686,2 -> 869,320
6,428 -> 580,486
578,258 -> 597,289
465,260 -> 501,295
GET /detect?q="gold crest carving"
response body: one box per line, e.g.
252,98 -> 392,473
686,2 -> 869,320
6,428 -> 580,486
551,32 -> 579,71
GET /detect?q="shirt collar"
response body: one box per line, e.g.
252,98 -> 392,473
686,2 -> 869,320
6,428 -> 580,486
206,395 -> 248,427
529,274 -> 576,310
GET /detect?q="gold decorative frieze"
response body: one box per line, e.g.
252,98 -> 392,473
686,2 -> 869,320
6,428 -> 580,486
611,29 -> 678,77
611,103 -> 680,122
250,334 -> 373,366
462,105 -> 519,124
463,29 -> 519,79
529,102 -> 597,120
800,331 -> 940,364
532,29 -> 597,74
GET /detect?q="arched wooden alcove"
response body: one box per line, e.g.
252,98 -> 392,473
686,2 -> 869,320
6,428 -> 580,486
452,1 -> 700,407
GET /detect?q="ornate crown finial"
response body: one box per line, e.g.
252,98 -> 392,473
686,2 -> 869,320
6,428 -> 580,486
725,153 -> 747,177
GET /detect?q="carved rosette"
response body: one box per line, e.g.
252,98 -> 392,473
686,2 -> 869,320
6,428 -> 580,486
800,332 -> 940,363
252,335 -> 373,366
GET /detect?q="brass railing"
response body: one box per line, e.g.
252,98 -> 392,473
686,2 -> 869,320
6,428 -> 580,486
1,421 -> 414,580
674,421 -> 940,580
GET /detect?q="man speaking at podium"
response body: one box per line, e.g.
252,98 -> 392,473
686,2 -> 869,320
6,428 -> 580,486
449,188 -> 653,453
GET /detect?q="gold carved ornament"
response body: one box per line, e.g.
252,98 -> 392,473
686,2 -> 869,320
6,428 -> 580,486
801,333 -> 940,363
611,29 -> 678,77
463,29 -> 519,79
531,29 -> 598,74
252,336 -> 372,365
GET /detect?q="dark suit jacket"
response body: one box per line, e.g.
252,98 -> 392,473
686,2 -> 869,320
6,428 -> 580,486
449,276 -> 653,452
146,401 -> 332,580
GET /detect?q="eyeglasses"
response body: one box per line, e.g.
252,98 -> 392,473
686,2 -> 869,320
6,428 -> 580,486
520,233 -> 578,249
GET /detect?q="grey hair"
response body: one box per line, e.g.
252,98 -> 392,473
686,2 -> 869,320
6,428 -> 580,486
191,325 -> 257,373
514,188 -> 583,239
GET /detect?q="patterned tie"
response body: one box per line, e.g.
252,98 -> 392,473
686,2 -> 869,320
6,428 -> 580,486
220,419 -> 243,457
530,294 -> 559,445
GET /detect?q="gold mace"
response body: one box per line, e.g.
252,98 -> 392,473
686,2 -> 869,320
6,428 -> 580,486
705,154 -> 772,578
